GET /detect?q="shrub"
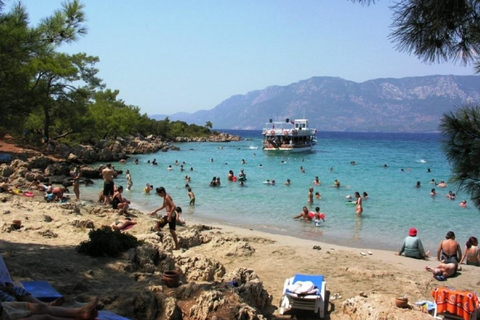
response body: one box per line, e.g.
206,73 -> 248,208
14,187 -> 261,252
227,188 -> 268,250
77,226 -> 141,257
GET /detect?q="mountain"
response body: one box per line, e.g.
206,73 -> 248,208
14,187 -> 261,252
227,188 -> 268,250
150,75 -> 480,132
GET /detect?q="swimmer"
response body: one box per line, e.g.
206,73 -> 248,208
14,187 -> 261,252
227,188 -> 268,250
312,206 -> 326,222
167,165 -> 173,171
415,181 -> 421,188
430,188 -> 436,196
284,179 -> 291,186
362,191 -> 368,199
460,200 -> 467,208
300,166 -> 306,173
437,180 -> 447,188
334,179 -> 340,188
227,170 -> 234,181
144,183 -> 153,193
313,176 -> 321,185
315,192 -> 321,199
293,206 -> 309,220
446,190 -> 454,200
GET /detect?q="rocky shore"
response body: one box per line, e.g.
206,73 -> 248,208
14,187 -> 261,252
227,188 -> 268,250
1,132 -> 241,164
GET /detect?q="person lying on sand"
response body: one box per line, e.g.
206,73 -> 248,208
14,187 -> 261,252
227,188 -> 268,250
110,219 -> 137,231
0,296 -> 98,319
426,262 -> 458,279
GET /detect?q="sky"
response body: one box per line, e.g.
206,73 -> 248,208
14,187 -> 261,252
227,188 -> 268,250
12,0 -> 477,116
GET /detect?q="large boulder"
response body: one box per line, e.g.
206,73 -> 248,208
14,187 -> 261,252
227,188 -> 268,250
27,156 -> 52,170
175,255 -> 226,282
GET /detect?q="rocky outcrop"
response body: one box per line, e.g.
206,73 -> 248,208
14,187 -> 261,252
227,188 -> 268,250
175,132 -> 242,142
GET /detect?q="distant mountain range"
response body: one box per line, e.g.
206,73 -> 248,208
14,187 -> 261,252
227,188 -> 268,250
150,75 -> 480,132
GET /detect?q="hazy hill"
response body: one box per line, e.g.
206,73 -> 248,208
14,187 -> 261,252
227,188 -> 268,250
151,75 -> 480,132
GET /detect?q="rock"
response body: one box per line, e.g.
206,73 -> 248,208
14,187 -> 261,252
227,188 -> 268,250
45,163 -> 70,176
175,255 -> 226,282
27,156 -> 51,170
71,220 -> 95,229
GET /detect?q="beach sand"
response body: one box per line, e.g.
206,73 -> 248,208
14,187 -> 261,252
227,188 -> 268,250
1,191 -> 479,319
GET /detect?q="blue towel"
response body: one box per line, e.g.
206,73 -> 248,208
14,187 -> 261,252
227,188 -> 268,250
20,280 -> 62,302
97,310 -> 131,320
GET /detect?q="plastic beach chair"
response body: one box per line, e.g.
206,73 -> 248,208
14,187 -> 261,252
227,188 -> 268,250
279,274 -> 327,318
97,310 -> 131,320
20,280 -> 63,302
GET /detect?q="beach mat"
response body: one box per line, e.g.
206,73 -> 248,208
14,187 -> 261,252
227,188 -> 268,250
97,310 -> 131,320
20,280 -> 63,302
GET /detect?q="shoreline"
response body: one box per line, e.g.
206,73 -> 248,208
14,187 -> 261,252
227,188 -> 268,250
1,191 -> 480,319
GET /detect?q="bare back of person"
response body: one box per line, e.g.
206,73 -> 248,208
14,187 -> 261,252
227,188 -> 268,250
102,167 -> 114,182
441,239 -> 459,258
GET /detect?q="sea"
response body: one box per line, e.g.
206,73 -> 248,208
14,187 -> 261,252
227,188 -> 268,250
79,130 -> 479,252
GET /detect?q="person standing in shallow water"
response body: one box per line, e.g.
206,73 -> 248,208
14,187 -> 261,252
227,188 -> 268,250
307,187 -> 314,204
126,169 -> 132,191
71,165 -> 81,201
354,191 -> 363,215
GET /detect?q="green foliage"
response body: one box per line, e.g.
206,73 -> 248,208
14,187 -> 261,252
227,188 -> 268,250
0,1 -> 211,142
77,226 -> 141,257
352,0 -> 480,70
440,105 -> 480,209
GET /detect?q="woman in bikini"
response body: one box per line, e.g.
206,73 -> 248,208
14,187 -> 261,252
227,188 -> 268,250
459,236 -> 480,266
354,191 -> 363,215
436,231 -> 462,263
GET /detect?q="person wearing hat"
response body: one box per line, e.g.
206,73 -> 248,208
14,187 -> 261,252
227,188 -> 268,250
395,227 -> 430,259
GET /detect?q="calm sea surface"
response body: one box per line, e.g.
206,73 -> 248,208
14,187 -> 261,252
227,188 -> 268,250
81,130 -> 479,252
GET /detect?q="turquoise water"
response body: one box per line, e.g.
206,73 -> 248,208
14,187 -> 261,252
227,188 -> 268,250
81,131 -> 479,252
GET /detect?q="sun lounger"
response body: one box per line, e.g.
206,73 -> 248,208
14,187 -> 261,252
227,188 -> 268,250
279,274 -> 326,318
0,255 -> 14,286
97,310 -> 131,320
20,280 -> 63,302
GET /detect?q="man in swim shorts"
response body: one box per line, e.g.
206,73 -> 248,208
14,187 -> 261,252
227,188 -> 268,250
101,163 -> 115,205
150,187 -> 180,250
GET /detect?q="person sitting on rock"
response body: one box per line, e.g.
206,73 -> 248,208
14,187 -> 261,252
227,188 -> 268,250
111,186 -> 130,215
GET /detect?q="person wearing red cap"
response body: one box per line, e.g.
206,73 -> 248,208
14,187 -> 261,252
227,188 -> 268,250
395,227 -> 430,259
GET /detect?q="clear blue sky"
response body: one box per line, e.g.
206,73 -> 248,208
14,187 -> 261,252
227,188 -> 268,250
14,0 -> 476,115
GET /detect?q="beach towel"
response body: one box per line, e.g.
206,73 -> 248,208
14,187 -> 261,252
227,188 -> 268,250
287,281 -> 318,295
432,287 -> 479,320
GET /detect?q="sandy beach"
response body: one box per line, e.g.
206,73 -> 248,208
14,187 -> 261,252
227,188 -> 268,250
1,189 -> 480,319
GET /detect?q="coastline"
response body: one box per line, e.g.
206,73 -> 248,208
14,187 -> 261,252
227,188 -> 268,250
1,190 -> 480,319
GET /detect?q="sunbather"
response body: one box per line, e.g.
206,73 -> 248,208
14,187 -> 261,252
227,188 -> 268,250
426,262 -> 458,278
110,219 -> 137,231
0,296 -> 98,319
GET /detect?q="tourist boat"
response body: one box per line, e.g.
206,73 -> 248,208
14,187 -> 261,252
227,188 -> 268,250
262,118 -> 317,152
